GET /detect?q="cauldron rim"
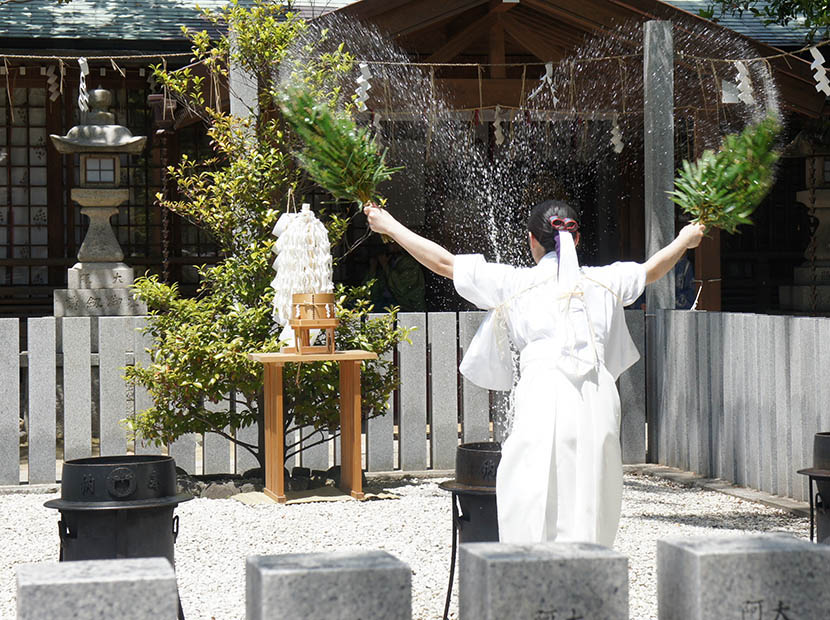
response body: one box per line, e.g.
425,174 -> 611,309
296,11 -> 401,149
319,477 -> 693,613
62,454 -> 172,467
797,467 -> 830,480
46,454 -> 192,511
439,480 -> 497,495
44,492 -> 192,511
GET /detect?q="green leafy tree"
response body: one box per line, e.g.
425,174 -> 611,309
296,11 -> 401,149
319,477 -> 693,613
125,1 -> 409,468
701,0 -> 825,42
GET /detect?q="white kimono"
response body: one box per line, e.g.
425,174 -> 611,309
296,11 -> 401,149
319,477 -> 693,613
453,232 -> 645,547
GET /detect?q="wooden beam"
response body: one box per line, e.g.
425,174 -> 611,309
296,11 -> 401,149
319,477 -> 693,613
489,16 -> 507,78
520,0 -> 615,36
358,0 -> 490,37
426,11 -> 498,63
501,13 -> 570,61
491,0 -> 520,12
437,78 -> 527,107
508,6 -> 590,48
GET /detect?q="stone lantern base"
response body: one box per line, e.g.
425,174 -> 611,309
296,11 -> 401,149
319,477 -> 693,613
54,262 -> 147,317
779,189 -> 830,313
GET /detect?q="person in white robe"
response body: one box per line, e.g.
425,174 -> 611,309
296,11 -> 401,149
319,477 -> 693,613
364,199 -> 704,547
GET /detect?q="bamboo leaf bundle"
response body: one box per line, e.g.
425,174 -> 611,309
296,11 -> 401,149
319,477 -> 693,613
278,86 -> 402,207
669,114 -> 782,234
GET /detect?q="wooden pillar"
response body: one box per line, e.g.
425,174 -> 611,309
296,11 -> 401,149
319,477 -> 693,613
643,20 -> 675,311
695,230 -> 722,310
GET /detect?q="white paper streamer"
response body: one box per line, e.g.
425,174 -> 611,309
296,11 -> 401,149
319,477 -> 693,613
355,62 -> 372,112
721,80 -> 740,104
77,57 -> 89,112
46,65 -> 60,102
810,46 -> 830,96
610,118 -> 624,154
373,111 -> 383,146
528,61 -> 559,106
735,61 -> 755,106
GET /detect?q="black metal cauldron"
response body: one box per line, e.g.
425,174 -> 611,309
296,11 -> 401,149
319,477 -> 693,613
439,441 -> 501,619
798,432 -> 830,544
45,455 -> 192,563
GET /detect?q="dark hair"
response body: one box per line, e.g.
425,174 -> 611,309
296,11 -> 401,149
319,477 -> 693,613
527,199 -> 580,252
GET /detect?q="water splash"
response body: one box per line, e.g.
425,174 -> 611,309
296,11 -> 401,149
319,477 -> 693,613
279,13 -> 782,439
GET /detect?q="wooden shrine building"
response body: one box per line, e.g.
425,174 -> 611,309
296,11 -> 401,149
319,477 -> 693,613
0,0 -> 825,316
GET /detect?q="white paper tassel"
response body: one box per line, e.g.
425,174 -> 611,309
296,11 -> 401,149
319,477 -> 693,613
493,105 -> 505,145
610,118 -> 624,154
355,62 -> 372,112
528,61 -> 558,106
77,57 -> 90,112
271,203 -> 333,326
735,61 -> 755,106
810,47 -> 830,96
147,74 -> 159,93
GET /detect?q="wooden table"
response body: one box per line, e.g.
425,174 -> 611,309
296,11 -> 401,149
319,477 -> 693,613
248,350 -> 378,503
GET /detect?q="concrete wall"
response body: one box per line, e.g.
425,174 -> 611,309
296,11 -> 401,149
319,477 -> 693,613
0,311 -> 647,484
651,310 -> 830,502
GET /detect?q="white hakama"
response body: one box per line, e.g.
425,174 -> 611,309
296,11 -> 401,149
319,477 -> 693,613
453,232 -> 645,547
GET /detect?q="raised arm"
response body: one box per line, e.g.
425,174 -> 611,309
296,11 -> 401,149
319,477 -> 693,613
364,205 -> 455,279
643,222 -> 706,284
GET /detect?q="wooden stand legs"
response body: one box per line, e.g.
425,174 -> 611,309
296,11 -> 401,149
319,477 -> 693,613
260,358 -> 364,503
263,363 -> 285,503
339,360 -> 364,500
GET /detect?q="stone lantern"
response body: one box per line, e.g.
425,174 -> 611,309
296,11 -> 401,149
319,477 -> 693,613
50,88 -> 147,316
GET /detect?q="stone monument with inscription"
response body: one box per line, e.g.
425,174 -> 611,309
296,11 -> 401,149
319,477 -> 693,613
658,534 -> 830,620
50,88 -> 147,316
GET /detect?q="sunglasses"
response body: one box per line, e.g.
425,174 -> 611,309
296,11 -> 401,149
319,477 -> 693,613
549,217 -> 579,232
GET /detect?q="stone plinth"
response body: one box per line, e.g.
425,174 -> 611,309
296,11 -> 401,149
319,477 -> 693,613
16,558 -> 178,620
459,542 -> 628,620
67,262 -> 134,289
55,288 -> 146,317
246,550 -> 411,620
657,534 -> 830,620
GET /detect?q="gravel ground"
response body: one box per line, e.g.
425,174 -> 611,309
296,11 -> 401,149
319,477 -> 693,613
0,472 -> 809,620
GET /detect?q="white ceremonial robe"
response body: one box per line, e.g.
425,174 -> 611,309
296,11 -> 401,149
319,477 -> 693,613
453,233 -> 645,547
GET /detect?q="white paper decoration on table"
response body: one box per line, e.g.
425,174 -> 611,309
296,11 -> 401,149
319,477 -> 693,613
270,204 -> 333,328
735,61 -> 755,106
355,62 -> 372,112
810,47 -> 830,96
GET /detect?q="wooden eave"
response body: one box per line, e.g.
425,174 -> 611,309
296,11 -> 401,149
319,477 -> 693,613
337,0 -> 824,118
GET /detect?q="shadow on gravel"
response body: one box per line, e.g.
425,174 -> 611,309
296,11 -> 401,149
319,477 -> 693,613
631,511 -> 806,531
